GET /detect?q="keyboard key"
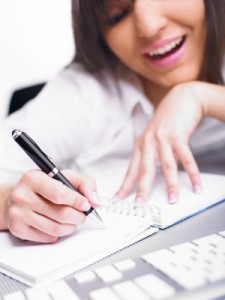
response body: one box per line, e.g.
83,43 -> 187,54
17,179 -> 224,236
24,288 -> 51,300
47,280 -> 80,300
3,292 -> 26,300
167,268 -> 206,290
170,242 -> 197,254
113,280 -> 149,300
219,231 -> 225,237
90,287 -> 120,300
95,265 -> 123,283
135,274 -> 175,299
114,259 -> 136,271
206,268 -> 225,282
74,271 -> 97,284
142,249 -> 174,264
144,253 -> 207,290
193,234 -> 225,247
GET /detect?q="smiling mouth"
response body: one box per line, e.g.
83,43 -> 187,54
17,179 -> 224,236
145,36 -> 186,61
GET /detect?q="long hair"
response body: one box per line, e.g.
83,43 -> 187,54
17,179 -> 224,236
72,0 -> 225,84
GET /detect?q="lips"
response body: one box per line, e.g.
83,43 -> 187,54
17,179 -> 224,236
143,35 -> 186,62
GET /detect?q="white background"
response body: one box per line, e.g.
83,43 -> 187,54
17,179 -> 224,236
0,0 -> 75,120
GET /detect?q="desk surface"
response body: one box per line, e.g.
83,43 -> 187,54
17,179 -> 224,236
0,157 -> 225,297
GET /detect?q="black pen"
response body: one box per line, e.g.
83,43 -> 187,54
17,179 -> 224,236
12,129 -> 104,227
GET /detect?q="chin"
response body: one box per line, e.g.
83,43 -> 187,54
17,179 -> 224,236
159,67 -> 201,87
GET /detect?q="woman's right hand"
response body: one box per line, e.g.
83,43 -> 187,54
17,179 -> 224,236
4,169 -> 99,243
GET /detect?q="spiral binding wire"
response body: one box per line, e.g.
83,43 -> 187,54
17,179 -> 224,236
99,196 -> 161,218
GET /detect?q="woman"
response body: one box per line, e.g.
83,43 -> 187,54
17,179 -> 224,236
0,0 -> 225,242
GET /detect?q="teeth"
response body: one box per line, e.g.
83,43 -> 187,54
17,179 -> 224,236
149,37 -> 183,57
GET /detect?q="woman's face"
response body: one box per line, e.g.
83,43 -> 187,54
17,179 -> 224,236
103,0 -> 206,93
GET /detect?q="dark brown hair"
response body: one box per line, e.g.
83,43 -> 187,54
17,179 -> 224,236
72,0 -> 225,84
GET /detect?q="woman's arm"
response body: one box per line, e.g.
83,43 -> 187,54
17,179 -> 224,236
0,184 -> 13,230
194,81 -> 225,122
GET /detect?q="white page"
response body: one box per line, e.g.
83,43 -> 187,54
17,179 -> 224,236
0,206 -> 153,286
127,172 -> 225,228
99,172 -> 225,229
151,172 -> 225,228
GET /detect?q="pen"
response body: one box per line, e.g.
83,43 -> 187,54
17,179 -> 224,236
12,129 -> 104,227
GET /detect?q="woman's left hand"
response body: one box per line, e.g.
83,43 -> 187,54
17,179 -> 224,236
116,82 -> 206,204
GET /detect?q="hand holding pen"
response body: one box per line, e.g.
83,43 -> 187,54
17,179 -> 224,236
7,129 -> 104,243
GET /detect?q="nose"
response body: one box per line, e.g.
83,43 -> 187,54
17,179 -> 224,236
134,0 -> 168,38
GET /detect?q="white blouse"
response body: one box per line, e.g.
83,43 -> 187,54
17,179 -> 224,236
0,63 -> 224,193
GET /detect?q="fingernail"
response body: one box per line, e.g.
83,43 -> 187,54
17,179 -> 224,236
115,191 -> 125,200
168,192 -> 178,204
111,195 -> 120,204
135,196 -> 143,204
193,184 -> 202,194
81,202 -> 91,211
92,192 -> 100,204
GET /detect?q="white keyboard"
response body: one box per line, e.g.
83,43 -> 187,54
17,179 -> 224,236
2,231 -> 225,300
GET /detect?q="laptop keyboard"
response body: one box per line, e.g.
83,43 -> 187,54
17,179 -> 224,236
2,231 -> 225,300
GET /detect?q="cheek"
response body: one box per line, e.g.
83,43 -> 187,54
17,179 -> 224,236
103,24 -> 135,63
183,1 -> 206,30
106,36 -> 126,60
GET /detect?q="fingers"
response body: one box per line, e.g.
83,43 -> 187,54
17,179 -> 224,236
116,137 -> 157,203
20,171 -> 93,212
159,138 -> 201,204
118,134 -> 201,206
158,141 -> 179,204
116,146 -> 142,200
9,215 -> 76,244
64,170 -> 100,209
175,143 -> 202,193
32,195 -> 86,225
135,146 -> 156,203
27,211 -> 77,238
7,190 -> 86,242
6,169 -> 99,243
10,224 -> 59,244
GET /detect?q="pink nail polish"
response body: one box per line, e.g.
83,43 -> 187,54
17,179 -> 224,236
111,196 -> 120,204
115,191 -> 124,200
81,202 -> 91,211
92,192 -> 100,204
193,184 -> 202,194
134,197 -> 143,210
135,196 -> 143,204
168,192 -> 178,204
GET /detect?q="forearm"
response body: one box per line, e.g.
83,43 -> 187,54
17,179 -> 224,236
0,184 -> 13,230
195,82 -> 225,122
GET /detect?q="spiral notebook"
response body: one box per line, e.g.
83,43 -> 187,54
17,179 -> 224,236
0,205 -> 157,287
0,171 -> 224,287
100,171 -> 225,229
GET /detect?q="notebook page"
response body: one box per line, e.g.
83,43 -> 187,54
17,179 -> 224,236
0,205 -> 152,287
143,172 -> 225,228
100,172 -> 225,229
94,169 -> 225,229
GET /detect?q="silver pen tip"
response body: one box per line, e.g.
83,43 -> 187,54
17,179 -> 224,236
89,211 -> 105,229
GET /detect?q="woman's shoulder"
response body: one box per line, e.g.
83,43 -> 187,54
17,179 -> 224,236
41,62 -> 143,109
58,62 -> 118,88
41,63 -> 124,100
58,62 -> 141,94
